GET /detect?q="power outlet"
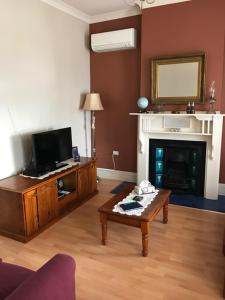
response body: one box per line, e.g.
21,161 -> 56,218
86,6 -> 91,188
112,150 -> 119,156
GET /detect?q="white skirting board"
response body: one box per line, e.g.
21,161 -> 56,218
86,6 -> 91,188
97,168 -> 137,183
219,184 -> 225,196
97,168 -> 225,197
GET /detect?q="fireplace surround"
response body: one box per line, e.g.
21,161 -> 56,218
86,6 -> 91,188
130,113 -> 224,200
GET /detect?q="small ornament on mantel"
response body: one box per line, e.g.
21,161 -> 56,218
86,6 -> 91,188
154,103 -> 164,114
190,102 -> 195,114
208,80 -> 216,114
186,101 -> 195,114
186,102 -> 191,114
137,97 -> 149,113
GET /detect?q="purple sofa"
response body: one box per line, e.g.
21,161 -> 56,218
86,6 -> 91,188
0,254 -> 75,300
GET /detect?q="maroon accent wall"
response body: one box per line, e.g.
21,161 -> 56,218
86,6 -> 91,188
140,0 -> 225,183
90,0 -> 225,183
90,16 -> 141,172
219,31 -> 225,183
141,0 -> 225,111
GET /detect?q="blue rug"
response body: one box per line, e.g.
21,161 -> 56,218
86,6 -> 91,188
170,194 -> 225,213
111,181 -> 134,194
111,181 -> 225,213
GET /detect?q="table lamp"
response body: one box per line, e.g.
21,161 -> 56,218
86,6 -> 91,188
83,93 -> 104,159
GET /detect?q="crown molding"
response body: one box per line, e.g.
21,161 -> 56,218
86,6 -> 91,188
141,0 -> 191,9
39,0 -> 192,24
39,0 -> 91,23
90,7 -> 140,24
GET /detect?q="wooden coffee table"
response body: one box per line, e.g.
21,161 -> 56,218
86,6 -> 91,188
98,186 -> 171,256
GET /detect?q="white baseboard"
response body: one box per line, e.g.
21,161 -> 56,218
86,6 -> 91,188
219,184 -> 225,196
97,168 -> 225,196
97,168 -> 137,183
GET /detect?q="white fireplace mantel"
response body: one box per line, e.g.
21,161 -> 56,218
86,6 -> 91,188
130,112 -> 225,200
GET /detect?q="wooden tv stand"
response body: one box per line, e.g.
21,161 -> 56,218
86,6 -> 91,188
0,157 -> 97,242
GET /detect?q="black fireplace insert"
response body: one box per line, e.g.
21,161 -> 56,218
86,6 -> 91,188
149,139 -> 206,196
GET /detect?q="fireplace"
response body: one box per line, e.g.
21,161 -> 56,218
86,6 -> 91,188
149,139 -> 206,196
131,113 -> 224,199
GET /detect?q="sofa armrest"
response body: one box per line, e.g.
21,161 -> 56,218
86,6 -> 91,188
6,254 -> 76,300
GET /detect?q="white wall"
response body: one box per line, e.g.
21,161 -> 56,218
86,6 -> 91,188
0,0 -> 91,179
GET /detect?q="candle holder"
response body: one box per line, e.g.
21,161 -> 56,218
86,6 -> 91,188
153,104 -> 164,114
208,96 -> 216,114
207,80 -> 216,114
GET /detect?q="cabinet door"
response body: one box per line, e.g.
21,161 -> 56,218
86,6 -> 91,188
78,166 -> 89,201
89,161 -> 97,194
23,190 -> 39,236
37,181 -> 58,228
78,162 -> 97,200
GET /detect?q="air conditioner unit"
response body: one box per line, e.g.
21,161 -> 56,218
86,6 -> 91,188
91,28 -> 137,53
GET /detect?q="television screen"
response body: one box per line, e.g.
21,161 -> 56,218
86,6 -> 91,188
57,128 -> 73,162
32,127 -> 72,170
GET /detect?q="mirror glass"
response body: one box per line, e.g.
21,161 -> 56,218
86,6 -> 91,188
151,54 -> 205,104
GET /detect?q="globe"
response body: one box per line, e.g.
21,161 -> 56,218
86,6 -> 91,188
137,97 -> 149,112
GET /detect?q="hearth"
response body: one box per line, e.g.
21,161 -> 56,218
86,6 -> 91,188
149,139 -> 206,196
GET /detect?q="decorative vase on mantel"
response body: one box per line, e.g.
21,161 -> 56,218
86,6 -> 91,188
207,80 -> 216,114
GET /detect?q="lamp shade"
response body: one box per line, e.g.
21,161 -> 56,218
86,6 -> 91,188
83,93 -> 104,111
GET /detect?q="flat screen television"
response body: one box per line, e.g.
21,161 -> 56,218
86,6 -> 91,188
32,127 -> 72,172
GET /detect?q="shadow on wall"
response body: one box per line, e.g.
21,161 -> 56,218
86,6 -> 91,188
10,128 -> 53,175
10,133 -> 33,174
85,32 -> 91,51
79,93 -> 87,110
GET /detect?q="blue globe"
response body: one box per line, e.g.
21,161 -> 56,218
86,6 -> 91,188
137,97 -> 149,112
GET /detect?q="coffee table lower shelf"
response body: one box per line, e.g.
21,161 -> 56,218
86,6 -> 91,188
98,188 -> 171,257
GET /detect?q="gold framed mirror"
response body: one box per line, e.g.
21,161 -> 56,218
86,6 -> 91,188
151,53 -> 206,104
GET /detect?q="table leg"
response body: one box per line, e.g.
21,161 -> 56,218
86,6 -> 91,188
141,222 -> 149,257
100,213 -> 107,245
163,198 -> 169,224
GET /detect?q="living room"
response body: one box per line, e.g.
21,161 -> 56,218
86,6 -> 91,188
0,0 -> 225,299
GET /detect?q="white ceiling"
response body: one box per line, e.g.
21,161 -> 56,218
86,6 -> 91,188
62,0 -> 130,16
40,0 -> 192,23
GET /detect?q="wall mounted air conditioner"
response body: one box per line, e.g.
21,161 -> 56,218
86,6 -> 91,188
91,28 -> 137,53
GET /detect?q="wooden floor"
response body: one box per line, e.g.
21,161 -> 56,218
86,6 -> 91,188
1,179 -> 225,299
